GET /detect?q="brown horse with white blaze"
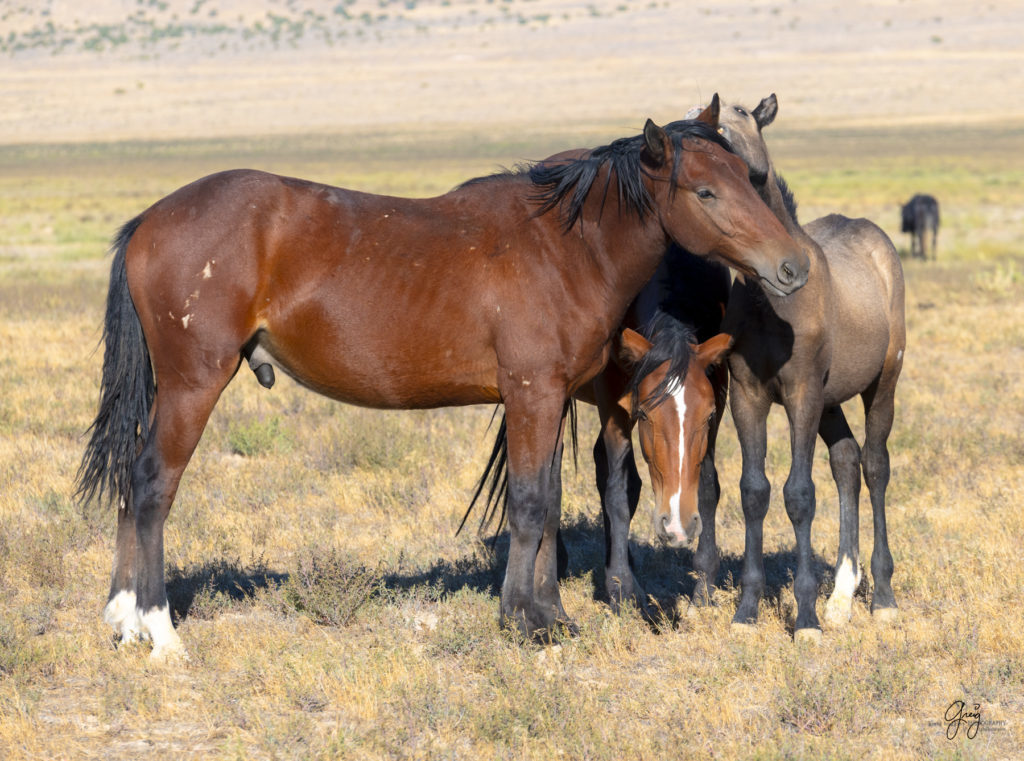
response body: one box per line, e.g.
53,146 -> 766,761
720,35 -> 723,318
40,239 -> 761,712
76,113 -> 807,660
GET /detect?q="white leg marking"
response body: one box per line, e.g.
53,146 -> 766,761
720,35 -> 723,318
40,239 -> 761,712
104,590 -> 146,643
825,556 -> 861,626
140,605 -> 187,662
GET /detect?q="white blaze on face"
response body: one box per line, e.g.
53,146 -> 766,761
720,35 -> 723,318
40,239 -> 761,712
664,377 -> 689,541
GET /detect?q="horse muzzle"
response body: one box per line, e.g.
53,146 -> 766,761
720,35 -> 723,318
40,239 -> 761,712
760,255 -> 809,297
655,510 -> 702,547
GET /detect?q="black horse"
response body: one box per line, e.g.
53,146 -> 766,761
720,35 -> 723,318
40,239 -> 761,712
900,194 -> 940,260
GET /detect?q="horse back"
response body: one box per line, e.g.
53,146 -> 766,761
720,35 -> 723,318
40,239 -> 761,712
123,168 -> 619,409
805,213 -> 906,398
804,214 -> 903,309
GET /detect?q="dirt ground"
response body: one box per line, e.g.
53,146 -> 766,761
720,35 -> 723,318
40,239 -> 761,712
2,0 -> 1023,145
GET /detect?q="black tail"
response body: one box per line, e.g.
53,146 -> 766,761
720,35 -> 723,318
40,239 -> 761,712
458,401 -> 578,543
75,216 -> 154,507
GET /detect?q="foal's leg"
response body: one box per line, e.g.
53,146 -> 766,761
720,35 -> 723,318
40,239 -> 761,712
593,378 -> 645,612
500,390 -> 570,639
130,377 -> 232,661
729,385 -> 772,629
692,365 -> 728,607
819,406 -> 863,626
782,394 -> 824,641
861,380 -> 899,620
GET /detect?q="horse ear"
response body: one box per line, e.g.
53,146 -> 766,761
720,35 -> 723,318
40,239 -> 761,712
695,93 -> 721,129
642,119 -> 668,166
616,328 -> 652,370
753,94 -> 778,130
695,333 -> 734,368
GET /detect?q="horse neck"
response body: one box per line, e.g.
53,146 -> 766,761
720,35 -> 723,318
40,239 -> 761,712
761,167 -> 829,276
575,169 -> 674,314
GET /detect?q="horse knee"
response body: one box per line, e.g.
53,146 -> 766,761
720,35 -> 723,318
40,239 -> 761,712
130,450 -> 175,525
507,476 -> 548,536
830,437 -> 861,474
862,445 -> 890,491
739,470 -> 770,519
783,476 -> 815,521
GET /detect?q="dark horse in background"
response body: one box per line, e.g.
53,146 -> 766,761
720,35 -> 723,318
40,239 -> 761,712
76,111 -> 807,660
901,193 -> 940,260
708,95 -> 905,641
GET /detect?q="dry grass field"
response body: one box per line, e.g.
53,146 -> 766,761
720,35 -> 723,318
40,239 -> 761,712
2,1 -> 1024,759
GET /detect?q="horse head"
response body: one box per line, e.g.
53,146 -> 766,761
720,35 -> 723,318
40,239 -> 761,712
619,321 -> 732,547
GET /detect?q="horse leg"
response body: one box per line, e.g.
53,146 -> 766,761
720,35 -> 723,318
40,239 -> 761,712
104,499 -> 143,642
500,389 -> 570,639
861,380 -> 898,621
534,421 -> 576,634
593,384 -> 645,613
131,377 -> 232,661
782,395 -> 824,641
729,385 -> 772,628
692,365 -> 728,607
819,406 -> 863,626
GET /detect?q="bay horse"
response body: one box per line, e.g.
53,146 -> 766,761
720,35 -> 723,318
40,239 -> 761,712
709,95 -> 905,640
901,193 -> 940,260
75,113 -> 808,660
461,100 -> 734,614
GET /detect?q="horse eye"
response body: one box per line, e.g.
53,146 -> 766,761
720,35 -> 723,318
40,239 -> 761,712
697,188 -> 715,200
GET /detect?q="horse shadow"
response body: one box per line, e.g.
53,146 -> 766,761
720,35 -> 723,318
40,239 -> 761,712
166,557 -> 287,623
165,516 -> 834,634
379,514 -> 835,634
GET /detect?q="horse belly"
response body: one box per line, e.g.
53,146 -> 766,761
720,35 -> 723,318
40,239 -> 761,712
258,295 -> 502,410
822,317 -> 891,405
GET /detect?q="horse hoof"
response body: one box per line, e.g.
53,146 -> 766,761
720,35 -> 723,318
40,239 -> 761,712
149,640 -> 190,664
872,606 -> 899,624
794,627 -> 823,645
556,618 -> 580,638
824,596 -> 853,627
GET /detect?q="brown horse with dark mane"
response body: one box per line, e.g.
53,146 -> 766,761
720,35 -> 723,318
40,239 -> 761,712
461,101 -> 734,614
76,110 -> 807,660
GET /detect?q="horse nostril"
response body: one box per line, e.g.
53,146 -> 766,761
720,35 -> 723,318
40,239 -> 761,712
778,261 -> 796,285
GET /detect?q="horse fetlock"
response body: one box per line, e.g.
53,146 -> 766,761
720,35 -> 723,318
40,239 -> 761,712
104,589 -> 148,643
824,593 -> 853,626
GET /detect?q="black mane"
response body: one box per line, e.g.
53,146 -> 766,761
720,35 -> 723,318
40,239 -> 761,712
775,173 -> 799,225
628,311 -> 697,419
528,119 -> 733,232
